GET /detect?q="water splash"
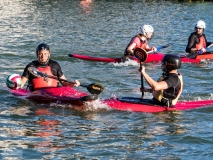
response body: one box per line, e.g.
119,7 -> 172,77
83,98 -> 111,112
110,60 -> 139,67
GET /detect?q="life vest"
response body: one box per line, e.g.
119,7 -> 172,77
196,35 -> 206,50
152,73 -> 183,106
134,35 -> 148,49
32,66 -> 58,90
124,34 -> 148,55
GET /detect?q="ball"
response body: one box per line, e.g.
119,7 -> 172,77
6,74 -> 22,90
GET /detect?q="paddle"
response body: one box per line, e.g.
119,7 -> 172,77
197,43 -> 213,55
134,48 -> 148,98
147,43 -> 173,54
28,67 -> 104,95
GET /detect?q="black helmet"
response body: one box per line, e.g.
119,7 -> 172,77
36,43 -> 50,56
162,54 -> 182,72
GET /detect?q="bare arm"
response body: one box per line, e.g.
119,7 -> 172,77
59,75 -> 80,87
145,44 -> 157,52
126,43 -> 137,55
140,87 -> 153,93
21,76 -> 28,88
140,66 -> 168,91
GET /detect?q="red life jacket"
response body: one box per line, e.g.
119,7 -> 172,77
134,35 -> 147,49
32,66 -> 58,90
196,35 -> 206,50
125,35 -> 148,55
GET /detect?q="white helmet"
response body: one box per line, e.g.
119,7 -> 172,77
195,20 -> 206,29
141,25 -> 154,39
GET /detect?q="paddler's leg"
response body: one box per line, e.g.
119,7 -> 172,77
187,52 -> 197,58
187,49 -> 197,58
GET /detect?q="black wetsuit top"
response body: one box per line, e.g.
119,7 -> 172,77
153,73 -> 181,106
185,32 -> 211,53
22,59 -> 63,91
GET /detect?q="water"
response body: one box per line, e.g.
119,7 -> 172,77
1,0 -> 213,159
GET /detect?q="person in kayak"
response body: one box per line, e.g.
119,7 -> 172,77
186,20 -> 213,57
140,54 -> 183,108
21,43 -> 80,91
122,25 -> 157,62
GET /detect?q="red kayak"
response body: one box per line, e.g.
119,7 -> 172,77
10,86 -> 98,105
10,87 -> 213,112
68,52 -> 213,64
102,97 -> 213,113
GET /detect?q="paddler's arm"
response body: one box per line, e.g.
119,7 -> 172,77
126,43 -> 137,56
190,48 -> 198,53
140,66 -> 168,91
186,33 -> 198,53
145,44 -> 157,52
21,76 -> 28,88
59,75 -> 80,87
140,87 -> 153,93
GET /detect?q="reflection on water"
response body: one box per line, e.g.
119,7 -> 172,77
0,102 -> 212,159
80,0 -> 93,14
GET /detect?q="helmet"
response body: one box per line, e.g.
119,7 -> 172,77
195,20 -> 206,29
141,25 -> 154,33
36,43 -> 50,56
162,54 -> 182,72
141,25 -> 154,40
36,43 -> 50,65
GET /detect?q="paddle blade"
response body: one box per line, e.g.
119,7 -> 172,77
86,83 -> 104,95
28,67 -> 45,77
162,43 -> 173,49
134,48 -> 148,62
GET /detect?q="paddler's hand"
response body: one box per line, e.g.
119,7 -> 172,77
139,65 -> 146,75
73,80 -> 80,87
60,79 -> 80,87
147,47 -> 157,53
150,46 -> 157,52
198,48 -> 206,54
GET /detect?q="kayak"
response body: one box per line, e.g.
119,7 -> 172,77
102,97 -> 213,113
10,86 -> 98,105
68,52 -> 213,64
193,51 -> 213,60
69,53 -> 165,63
9,87 -> 213,112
